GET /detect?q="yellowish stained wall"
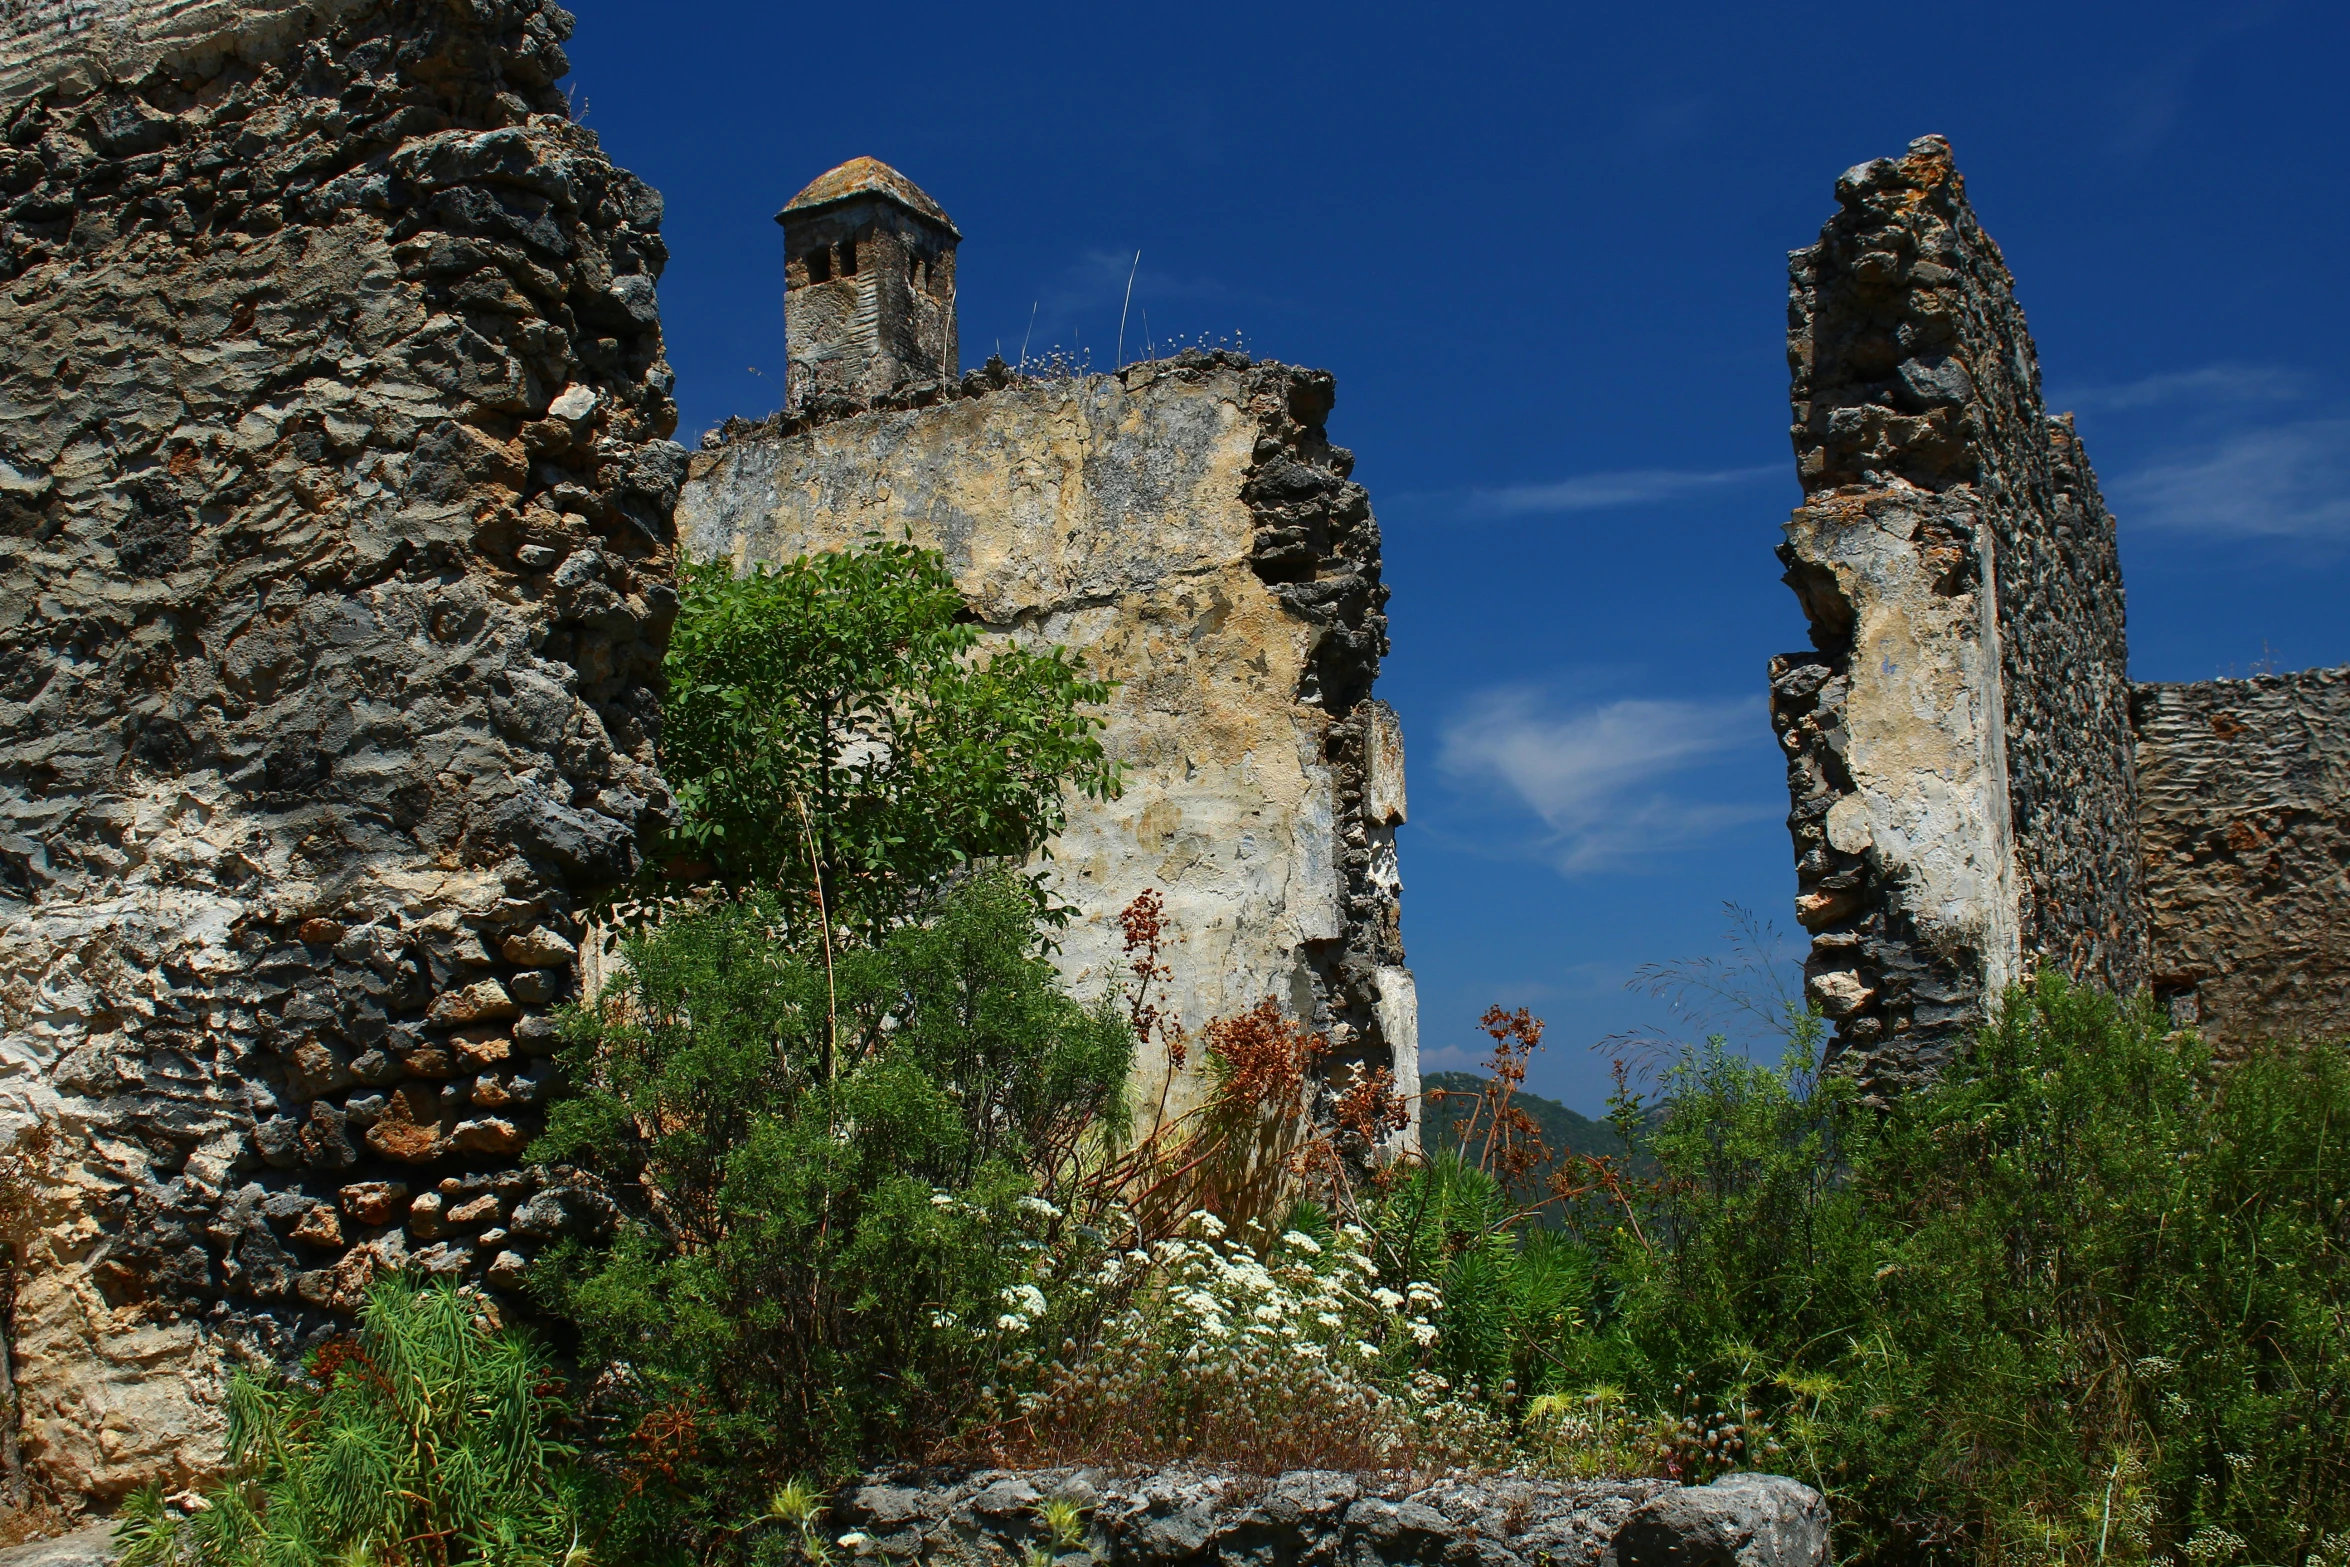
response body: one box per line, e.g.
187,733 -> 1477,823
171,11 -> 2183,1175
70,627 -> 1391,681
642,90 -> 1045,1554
678,369 -> 1365,1117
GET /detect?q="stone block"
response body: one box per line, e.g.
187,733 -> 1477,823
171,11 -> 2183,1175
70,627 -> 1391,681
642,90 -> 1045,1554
366,1085 -> 451,1166
1616,1474 -> 1830,1567
339,1181 -> 410,1226
503,926 -> 579,966
429,980 -> 519,1027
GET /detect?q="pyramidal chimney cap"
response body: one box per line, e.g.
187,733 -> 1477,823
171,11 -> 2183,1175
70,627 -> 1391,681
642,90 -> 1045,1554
776,157 -> 959,238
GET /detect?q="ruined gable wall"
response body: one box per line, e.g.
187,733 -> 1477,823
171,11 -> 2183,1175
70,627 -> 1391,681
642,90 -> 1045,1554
677,353 -> 1414,1126
0,0 -> 678,1499
2133,668 -> 2350,1049
1773,136 -> 2144,1091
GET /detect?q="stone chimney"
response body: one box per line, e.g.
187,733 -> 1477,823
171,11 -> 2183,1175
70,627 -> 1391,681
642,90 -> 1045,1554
778,157 -> 960,401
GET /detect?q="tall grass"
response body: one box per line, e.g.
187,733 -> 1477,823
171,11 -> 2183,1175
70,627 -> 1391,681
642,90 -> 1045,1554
116,1279 -> 602,1567
1397,977 -> 2350,1566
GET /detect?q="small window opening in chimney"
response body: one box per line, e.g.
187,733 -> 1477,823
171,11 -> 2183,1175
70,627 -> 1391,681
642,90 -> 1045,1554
840,237 -> 860,275
805,246 -> 832,284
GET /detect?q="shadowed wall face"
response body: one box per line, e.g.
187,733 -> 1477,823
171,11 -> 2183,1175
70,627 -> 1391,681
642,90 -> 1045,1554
0,0 -> 677,1500
1772,135 -> 2144,1093
678,355 -> 1415,1131
2133,669 -> 2350,1049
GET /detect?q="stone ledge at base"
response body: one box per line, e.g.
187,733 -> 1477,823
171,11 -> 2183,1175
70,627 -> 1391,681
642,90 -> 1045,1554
841,1468 -> 1830,1567
0,1522 -> 118,1567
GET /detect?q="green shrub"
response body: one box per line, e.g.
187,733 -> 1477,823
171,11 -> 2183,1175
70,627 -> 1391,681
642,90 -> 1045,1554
659,541 -> 1119,934
532,534 -> 1145,1528
116,1278 -> 600,1567
1371,1148 -> 1595,1408
1441,977 -> 2350,1565
530,870 -> 1134,1507
1808,981 -> 2350,1566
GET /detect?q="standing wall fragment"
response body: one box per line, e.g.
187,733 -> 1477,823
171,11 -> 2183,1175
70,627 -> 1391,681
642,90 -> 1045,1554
0,0 -> 679,1499
1772,136 -> 2145,1091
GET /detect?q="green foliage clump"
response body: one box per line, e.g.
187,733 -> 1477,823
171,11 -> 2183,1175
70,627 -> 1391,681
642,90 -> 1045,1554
531,870 -> 1134,1504
525,535 -> 1150,1541
659,541 -> 1119,933
1370,1148 -> 1593,1409
117,1279 -> 600,1567
1400,977 -> 2350,1567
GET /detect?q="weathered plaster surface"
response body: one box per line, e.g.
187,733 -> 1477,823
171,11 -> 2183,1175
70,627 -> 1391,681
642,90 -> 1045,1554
1774,486 -> 2020,1082
679,360 -> 1412,1122
0,0 -> 670,1498
2133,668 -> 2350,1048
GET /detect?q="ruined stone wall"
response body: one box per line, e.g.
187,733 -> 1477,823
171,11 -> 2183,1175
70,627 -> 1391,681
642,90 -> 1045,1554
0,0 -> 677,1499
832,1466 -> 1830,1567
2133,667 -> 2350,1049
1773,135 -> 2144,1091
678,351 -> 1415,1126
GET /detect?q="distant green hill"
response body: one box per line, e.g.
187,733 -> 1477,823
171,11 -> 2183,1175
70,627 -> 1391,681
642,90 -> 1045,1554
1419,1070 -> 1631,1178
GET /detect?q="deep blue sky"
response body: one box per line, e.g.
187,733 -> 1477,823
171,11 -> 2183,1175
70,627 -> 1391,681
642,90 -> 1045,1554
565,1 -> 2350,1111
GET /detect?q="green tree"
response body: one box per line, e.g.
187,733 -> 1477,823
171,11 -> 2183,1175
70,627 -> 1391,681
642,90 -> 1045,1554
659,541 -> 1120,934
531,871 -> 1134,1502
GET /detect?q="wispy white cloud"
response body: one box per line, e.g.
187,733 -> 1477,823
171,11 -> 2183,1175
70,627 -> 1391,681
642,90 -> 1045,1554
1437,689 -> 1769,873
2112,418 -> 2350,540
2100,5 -> 2288,158
1463,465 -> 1783,518
2053,362 -> 2307,413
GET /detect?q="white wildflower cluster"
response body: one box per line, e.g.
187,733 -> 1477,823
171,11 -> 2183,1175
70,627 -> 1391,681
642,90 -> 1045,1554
977,1209 -> 1503,1471
996,1282 -> 1049,1332
909,1179 -> 1109,1349
2182,1526 -> 2250,1567
1133,1212 -> 1417,1365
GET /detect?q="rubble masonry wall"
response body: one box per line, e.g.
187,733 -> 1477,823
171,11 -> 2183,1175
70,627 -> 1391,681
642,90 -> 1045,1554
1772,135 -> 2145,1093
0,0 -> 677,1498
2133,667 -> 2350,1049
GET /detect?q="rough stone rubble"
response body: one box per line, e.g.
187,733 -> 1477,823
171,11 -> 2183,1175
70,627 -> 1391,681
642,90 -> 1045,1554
0,0 -> 675,1498
837,1466 -> 1830,1567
